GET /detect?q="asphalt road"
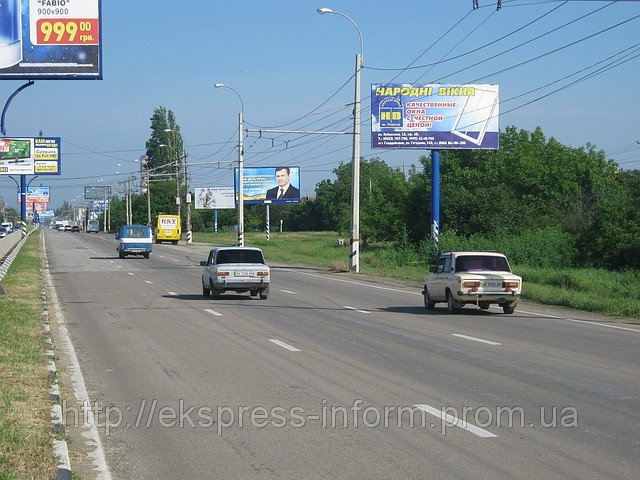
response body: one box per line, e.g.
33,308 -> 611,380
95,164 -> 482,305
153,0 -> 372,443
45,228 -> 640,479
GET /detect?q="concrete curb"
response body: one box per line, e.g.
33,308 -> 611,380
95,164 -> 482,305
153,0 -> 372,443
35,232 -> 73,480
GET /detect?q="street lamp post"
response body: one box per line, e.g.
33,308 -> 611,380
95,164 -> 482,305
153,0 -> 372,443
317,7 -> 363,272
213,83 -> 245,247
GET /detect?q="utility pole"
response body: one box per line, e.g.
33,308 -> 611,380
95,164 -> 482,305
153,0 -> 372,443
184,147 -> 192,244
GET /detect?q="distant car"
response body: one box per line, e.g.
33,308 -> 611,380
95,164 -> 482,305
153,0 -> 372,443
58,225 -> 66,231
0,227 -> 7,238
423,251 -> 522,314
201,247 -> 270,299
87,220 -> 100,233
64,225 -> 72,231
71,225 -> 80,232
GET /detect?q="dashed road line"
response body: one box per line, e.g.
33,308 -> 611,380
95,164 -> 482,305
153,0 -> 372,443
281,289 -> 297,294
204,308 -> 223,316
452,334 -> 501,346
144,280 -> 153,284
268,339 -> 301,352
414,404 -> 497,438
344,305 -> 370,314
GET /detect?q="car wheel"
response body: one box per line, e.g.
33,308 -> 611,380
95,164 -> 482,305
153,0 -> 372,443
118,252 -> 124,259
250,290 -> 258,297
503,303 -> 516,314
202,283 -> 211,297
446,291 -> 460,314
259,292 -> 268,300
479,302 -> 491,310
423,286 -> 435,310
143,253 -> 149,259
211,284 -> 221,298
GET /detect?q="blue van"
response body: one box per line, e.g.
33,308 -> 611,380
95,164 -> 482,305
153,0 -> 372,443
116,225 -> 152,259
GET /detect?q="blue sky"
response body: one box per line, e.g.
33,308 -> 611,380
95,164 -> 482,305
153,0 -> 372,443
1,0 -> 639,210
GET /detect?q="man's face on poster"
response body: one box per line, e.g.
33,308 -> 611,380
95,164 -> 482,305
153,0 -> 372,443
275,168 -> 290,187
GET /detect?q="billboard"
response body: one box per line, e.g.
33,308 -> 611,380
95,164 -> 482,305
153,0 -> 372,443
0,137 -> 61,175
0,0 -> 102,80
234,166 -> 300,205
371,84 -> 499,150
194,187 -> 235,210
27,186 -> 50,203
84,185 -> 110,200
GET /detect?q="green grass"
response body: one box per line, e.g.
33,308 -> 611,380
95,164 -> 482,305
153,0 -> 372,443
192,230 -> 640,319
0,233 -> 56,479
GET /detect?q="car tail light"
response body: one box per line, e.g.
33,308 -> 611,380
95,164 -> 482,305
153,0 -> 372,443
218,271 -> 229,277
257,271 -> 269,277
503,280 -> 519,291
463,280 -> 479,292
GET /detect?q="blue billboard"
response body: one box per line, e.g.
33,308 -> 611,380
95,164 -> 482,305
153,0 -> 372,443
371,84 -> 500,150
234,166 -> 300,205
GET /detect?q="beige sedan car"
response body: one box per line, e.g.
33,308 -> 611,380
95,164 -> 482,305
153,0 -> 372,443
423,251 -> 522,314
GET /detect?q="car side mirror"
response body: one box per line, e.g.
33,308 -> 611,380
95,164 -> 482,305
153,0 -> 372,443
200,260 -> 207,266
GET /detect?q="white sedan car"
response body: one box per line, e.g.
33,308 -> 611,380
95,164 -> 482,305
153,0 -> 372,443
201,247 -> 270,299
423,251 -> 522,314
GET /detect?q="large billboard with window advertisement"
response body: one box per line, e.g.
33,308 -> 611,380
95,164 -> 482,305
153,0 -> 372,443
371,84 -> 499,150
0,0 -> 102,79
0,137 -> 61,175
234,166 -> 300,205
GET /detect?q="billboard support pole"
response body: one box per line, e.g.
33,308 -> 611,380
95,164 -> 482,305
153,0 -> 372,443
20,175 -> 26,236
265,204 -> 270,241
431,150 -> 440,249
1,81 -> 34,136
214,210 -> 218,234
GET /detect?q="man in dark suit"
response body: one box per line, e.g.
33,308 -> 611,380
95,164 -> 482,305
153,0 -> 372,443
266,167 -> 300,200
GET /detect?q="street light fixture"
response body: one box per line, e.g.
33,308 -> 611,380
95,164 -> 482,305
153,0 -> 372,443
317,6 -> 363,272
214,82 -> 245,247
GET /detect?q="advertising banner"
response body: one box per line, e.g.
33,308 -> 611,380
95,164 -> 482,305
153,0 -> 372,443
27,186 -> 50,203
0,0 -> 102,79
0,137 -> 61,175
84,185 -> 110,200
371,84 -> 499,150
234,166 -> 301,205
194,187 -> 235,210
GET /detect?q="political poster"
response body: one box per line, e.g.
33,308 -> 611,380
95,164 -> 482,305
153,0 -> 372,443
234,166 -> 301,205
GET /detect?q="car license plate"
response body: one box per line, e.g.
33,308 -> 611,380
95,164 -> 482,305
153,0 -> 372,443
234,271 -> 253,277
482,282 -> 502,288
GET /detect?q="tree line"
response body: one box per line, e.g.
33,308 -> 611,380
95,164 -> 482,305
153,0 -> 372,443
105,107 -> 640,271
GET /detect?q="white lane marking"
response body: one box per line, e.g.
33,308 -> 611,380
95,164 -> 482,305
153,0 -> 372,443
172,259 -> 179,262
159,255 -> 165,258
167,292 -> 178,296
128,272 -> 135,276
452,334 -> 501,346
517,309 -> 640,332
279,268 -> 421,295
344,305 -> 370,314
145,280 -> 153,284
415,404 -> 497,438
204,308 -> 223,316
268,339 -> 301,352
281,289 -> 297,294
191,265 -> 199,268
109,260 -> 114,264
117,265 -> 123,269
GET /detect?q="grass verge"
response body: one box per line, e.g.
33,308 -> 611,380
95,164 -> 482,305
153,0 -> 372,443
192,230 -> 640,319
0,232 -> 56,479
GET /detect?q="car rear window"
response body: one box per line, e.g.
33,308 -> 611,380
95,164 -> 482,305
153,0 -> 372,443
125,227 -> 150,238
455,255 -> 510,272
216,250 -> 264,264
